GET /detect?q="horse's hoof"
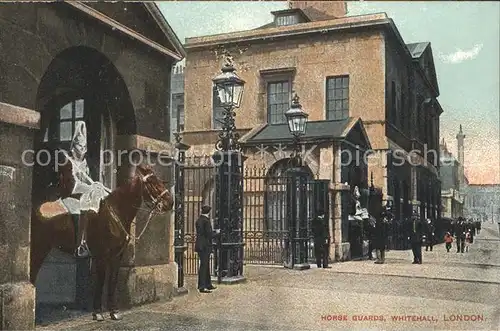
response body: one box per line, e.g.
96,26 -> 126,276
92,313 -> 104,321
110,312 -> 123,320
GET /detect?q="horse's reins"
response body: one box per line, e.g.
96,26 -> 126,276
106,171 -> 170,257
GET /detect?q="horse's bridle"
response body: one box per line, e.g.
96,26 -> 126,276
141,172 -> 170,210
107,171 -> 171,257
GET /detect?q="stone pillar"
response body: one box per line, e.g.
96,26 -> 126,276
330,142 -> 351,261
0,103 -> 38,330
318,147 -> 335,262
115,135 -> 177,308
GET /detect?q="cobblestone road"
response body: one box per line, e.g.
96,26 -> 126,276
38,222 -> 500,331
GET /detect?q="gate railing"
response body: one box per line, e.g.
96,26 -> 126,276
177,158 -> 331,274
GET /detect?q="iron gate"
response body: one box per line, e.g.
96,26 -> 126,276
243,167 -> 330,265
178,158 -> 331,275
182,157 -> 217,275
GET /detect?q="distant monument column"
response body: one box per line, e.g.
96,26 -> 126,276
456,125 -> 465,190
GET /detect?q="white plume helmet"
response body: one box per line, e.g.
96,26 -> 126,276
353,186 -> 361,199
70,120 -> 88,155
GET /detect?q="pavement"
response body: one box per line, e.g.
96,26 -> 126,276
37,221 -> 500,331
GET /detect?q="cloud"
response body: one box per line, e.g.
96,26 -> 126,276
438,44 -> 483,64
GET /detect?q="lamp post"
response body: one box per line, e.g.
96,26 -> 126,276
173,132 -> 190,294
211,53 -> 246,284
283,93 -> 310,270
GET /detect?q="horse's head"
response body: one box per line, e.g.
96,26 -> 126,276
135,164 -> 174,213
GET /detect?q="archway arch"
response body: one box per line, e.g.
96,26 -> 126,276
32,46 -> 136,310
33,46 -> 136,201
264,158 -> 314,234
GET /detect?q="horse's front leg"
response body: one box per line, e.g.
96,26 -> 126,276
108,253 -> 123,320
92,257 -> 106,322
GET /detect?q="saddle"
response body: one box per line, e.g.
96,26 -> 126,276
38,200 -> 69,219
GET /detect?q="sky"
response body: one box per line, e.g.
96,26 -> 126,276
158,1 -> 500,184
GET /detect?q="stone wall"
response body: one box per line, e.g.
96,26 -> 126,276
0,3 -> 179,327
0,104 -> 39,330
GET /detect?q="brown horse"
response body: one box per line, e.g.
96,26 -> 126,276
30,164 -> 174,321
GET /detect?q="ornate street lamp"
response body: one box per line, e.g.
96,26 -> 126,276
211,53 -> 246,284
285,93 -> 309,166
283,92 -> 310,270
212,56 -> 245,109
213,54 -> 245,152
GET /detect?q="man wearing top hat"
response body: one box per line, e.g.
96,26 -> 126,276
195,205 -> 218,293
374,206 -> 392,264
407,211 -> 424,264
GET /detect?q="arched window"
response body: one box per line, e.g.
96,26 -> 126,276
264,159 -> 313,236
39,97 -> 115,189
44,99 -> 85,148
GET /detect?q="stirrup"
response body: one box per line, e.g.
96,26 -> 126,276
75,242 -> 90,258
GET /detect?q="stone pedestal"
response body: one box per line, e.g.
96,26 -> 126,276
0,282 -> 36,330
116,263 -> 177,308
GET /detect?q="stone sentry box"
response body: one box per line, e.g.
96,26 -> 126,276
0,2 -> 185,327
115,145 -> 177,308
0,104 -> 39,330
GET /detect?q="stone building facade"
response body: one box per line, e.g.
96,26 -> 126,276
0,2 -> 184,328
180,5 -> 442,258
465,185 -> 500,223
439,134 -> 466,219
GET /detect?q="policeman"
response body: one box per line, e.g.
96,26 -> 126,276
312,209 -> 330,268
407,211 -> 423,264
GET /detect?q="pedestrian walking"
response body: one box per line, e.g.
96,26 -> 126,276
444,232 -> 453,252
195,205 -> 218,293
454,217 -> 466,253
407,211 -> 423,264
312,210 -> 330,268
424,219 -> 435,252
465,230 -> 472,252
374,209 -> 391,264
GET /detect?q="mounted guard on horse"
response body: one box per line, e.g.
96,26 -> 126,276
31,120 -> 174,321
57,121 -> 110,257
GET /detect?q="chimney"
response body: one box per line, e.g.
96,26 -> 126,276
456,124 -> 465,189
288,1 -> 347,21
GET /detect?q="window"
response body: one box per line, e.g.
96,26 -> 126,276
326,76 -> 349,120
416,95 -> 422,140
400,91 -> 406,132
212,85 -> 225,129
58,99 -> 84,142
171,93 -> 184,133
177,104 -> 185,132
267,80 -> 290,124
390,81 -> 397,125
276,14 -> 299,26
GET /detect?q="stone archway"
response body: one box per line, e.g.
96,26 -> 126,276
32,46 -> 136,316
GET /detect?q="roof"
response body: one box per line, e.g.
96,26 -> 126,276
406,42 -> 430,58
300,7 -> 337,21
406,41 -> 439,96
240,117 -> 371,148
185,13 -> 390,49
143,3 -> 186,58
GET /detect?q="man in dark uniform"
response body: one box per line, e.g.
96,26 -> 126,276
195,205 -> 217,293
424,219 -> 435,251
374,208 -> 391,264
312,210 -> 330,268
407,211 -> 423,264
454,217 -> 466,253
475,219 -> 481,234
